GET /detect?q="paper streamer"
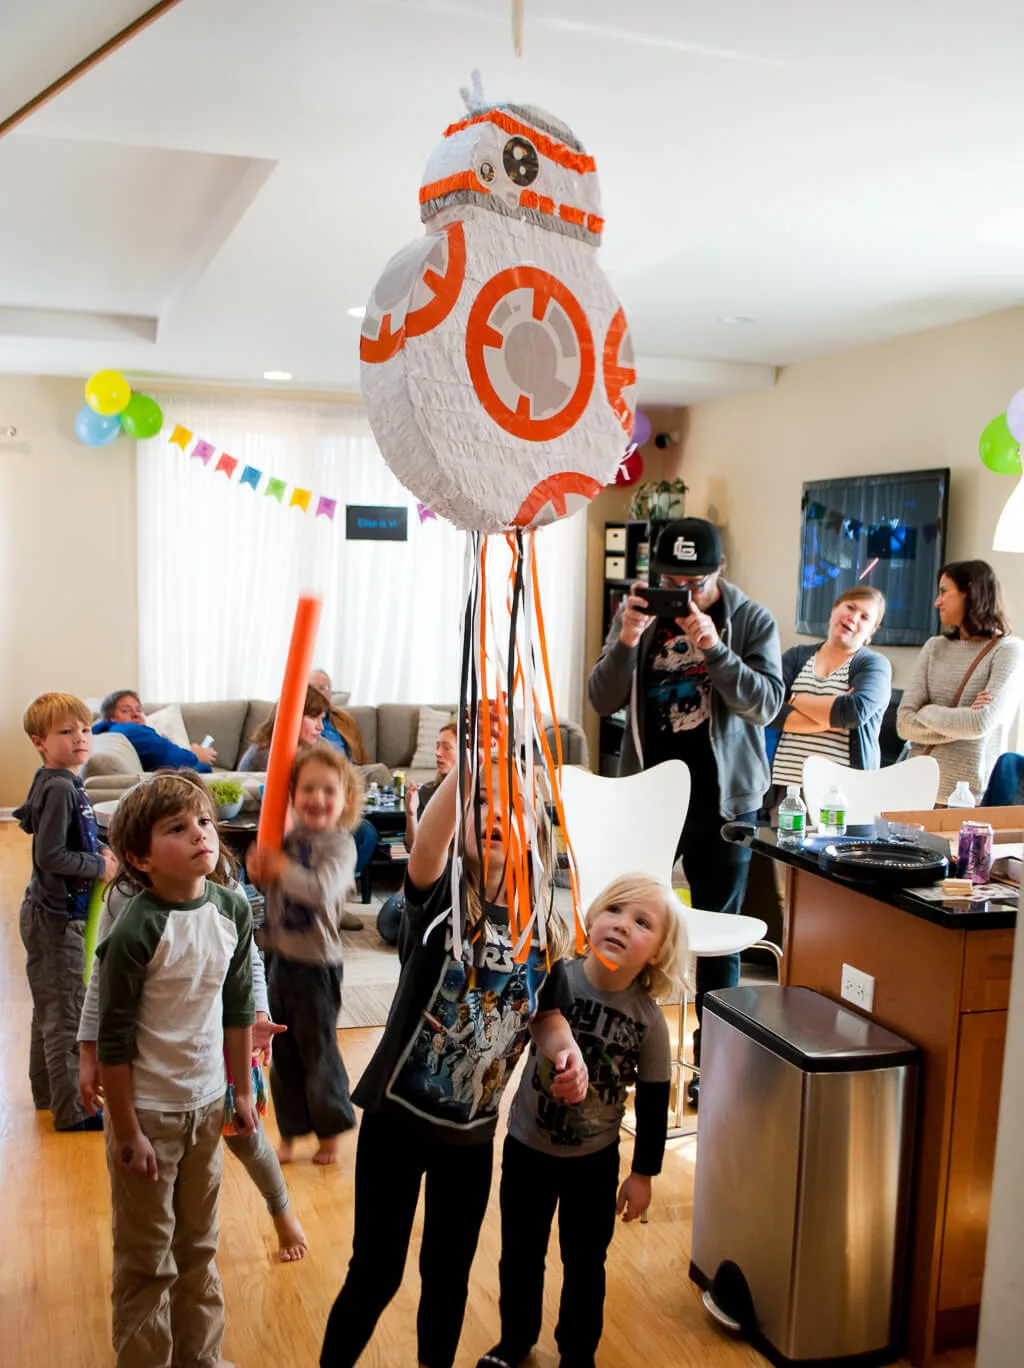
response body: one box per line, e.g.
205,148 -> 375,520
257,594 -> 323,852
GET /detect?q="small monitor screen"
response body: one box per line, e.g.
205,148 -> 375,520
796,469 -> 949,646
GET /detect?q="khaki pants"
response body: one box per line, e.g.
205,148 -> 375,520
106,1100 -> 225,1368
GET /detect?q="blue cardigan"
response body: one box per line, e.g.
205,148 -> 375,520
767,644 -> 892,770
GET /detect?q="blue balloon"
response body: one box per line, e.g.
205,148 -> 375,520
75,404 -> 121,446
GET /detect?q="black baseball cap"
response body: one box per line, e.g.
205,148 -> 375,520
652,518 -> 723,575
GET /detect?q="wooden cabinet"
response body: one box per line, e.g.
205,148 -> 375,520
779,864 -> 1013,1365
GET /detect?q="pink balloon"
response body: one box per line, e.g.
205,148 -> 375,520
1006,388 -> 1024,443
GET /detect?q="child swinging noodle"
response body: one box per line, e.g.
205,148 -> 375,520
480,874 -> 689,1368
320,747 -> 589,1368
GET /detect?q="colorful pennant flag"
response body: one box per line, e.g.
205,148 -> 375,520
215,453 -> 238,478
240,465 -> 262,490
316,496 -> 337,520
266,477 -> 287,503
417,502 -> 438,523
290,488 -> 311,512
192,439 -> 215,465
169,424 -> 192,450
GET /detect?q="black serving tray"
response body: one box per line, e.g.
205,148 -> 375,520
818,840 -> 948,887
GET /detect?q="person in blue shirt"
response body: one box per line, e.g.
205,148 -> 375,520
93,691 -> 217,773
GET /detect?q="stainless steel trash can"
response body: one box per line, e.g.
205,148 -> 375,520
690,986 -> 919,1366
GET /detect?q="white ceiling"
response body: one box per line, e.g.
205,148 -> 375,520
3,0 -> 1024,403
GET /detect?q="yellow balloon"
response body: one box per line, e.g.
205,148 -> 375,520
84,369 -> 131,416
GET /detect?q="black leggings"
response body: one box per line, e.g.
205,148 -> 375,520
320,1109 -> 493,1368
496,1135 -> 620,1365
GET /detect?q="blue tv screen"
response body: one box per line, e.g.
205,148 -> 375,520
796,469 -> 950,646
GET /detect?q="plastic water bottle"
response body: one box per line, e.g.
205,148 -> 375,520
947,781 -> 976,809
818,783 -> 848,837
778,786 -> 808,845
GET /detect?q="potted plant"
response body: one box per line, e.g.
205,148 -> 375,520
626,477 -> 689,522
207,777 -> 244,822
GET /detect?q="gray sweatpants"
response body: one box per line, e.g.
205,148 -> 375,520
224,1119 -> 289,1216
20,897 -> 88,1130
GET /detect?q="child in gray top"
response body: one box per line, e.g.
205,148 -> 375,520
247,742 -> 361,1165
78,879 -> 308,1263
479,874 -> 689,1368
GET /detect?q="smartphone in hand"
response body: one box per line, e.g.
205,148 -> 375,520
635,586 -> 692,619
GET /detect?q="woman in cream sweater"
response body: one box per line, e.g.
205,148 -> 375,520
898,560 -> 1024,801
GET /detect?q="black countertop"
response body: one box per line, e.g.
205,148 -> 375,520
726,824 -> 1018,932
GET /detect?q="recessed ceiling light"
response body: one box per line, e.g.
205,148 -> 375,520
347,306 -> 366,319
263,370 -> 292,381
719,315 -> 757,325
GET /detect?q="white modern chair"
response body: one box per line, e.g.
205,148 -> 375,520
801,754 -> 941,828
559,761 -> 771,1138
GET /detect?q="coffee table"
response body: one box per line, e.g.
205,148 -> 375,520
360,800 -> 408,903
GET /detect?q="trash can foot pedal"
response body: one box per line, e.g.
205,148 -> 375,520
701,1290 -> 742,1334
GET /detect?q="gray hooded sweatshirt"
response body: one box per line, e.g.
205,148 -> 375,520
14,768 -> 106,916
588,578 -> 784,820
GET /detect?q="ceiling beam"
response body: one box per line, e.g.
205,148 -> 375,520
0,0 -> 183,141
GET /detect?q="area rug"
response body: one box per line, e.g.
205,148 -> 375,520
338,908 -> 400,1029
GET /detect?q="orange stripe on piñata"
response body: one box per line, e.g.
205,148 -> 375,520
419,169 -> 488,205
603,307 -> 636,436
587,214 -> 605,233
359,313 -> 405,365
405,221 -> 467,340
558,204 -> 585,226
536,194 -> 555,216
443,110 -> 597,175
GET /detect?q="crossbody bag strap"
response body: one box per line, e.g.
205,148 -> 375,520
923,636 -> 1001,754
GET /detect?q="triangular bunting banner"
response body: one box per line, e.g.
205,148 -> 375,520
316,496 -> 337,520
240,465 -> 262,490
192,439 -> 215,465
290,488 -> 311,512
169,424 -> 192,450
265,477 -> 287,502
215,453 -> 238,478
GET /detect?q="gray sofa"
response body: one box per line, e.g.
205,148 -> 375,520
82,696 -> 589,804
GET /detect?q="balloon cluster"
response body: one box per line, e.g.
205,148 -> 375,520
75,370 -> 164,447
979,393 -> 1024,476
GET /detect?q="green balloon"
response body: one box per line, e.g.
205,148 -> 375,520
979,413 -> 1022,475
119,392 -> 164,440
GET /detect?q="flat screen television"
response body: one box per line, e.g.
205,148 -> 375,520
796,468 -> 950,646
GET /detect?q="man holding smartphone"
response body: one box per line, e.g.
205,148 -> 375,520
588,517 -> 783,1104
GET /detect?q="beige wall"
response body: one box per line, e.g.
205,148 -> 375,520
0,375 -> 138,806
670,307 -> 1024,691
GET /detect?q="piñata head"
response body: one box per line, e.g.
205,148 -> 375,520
360,84 -> 635,532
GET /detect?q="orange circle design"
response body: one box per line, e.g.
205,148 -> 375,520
406,221 -> 466,339
360,222 -> 467,365
603,307 -> 636,435
465,266 -> 595,442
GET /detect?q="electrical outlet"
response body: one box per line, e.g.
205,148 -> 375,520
840,963 -> 875,1013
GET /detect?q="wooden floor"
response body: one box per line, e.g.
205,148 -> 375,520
0,823 -> 976,1368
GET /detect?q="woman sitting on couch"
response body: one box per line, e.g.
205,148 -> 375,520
240,685 -> 378,916
93,690 -> 217,772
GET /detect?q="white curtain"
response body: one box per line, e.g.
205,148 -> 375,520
136,396 -> 587,719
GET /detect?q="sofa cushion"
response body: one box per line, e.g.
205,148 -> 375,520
83,732 -> 143,778
178,701 -> 249,769
146,703 -> 191,752
346,706 -> 377,763
242,700 -> 275,753
379,703 -> 457,770
331,690 -> 351,708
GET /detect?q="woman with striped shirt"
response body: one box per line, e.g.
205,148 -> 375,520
769,586 -> 892,789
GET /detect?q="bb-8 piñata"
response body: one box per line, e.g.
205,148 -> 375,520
359,86 -> 634,958
360,92 -> 635,531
